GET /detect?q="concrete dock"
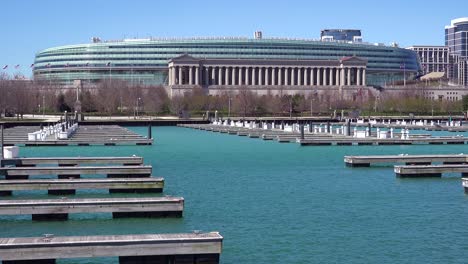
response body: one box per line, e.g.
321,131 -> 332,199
0,178 -> 164,195
344,154 -> 468,167
394,164 -> 468,177
2,125 -> 153,146
1,156 -> 143,167
0,232 -> 222,264
0,197 -> 184,220
0,165 -> 152,179
180,123 -> 468,146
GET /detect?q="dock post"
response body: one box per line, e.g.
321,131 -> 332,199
148,123 -> 152,139
1,124 -> 4,164
367,123 -> 371,136
326,121 -> 331,134
300,124 -> 305,139
281,121 -> 284,130
346,121 -> 351,136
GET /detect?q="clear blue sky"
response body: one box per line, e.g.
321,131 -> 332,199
1,0 -> 467,77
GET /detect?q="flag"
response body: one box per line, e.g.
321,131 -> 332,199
15,64 -> 20,69
85,63 -> 89,67
106,62 -> 111,66
2,65 -> 7,70
30,63 -> 34,68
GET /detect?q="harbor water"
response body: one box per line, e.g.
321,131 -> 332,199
1,126 -> 468,263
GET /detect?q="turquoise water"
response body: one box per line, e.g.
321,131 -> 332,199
2,126 -> 468,263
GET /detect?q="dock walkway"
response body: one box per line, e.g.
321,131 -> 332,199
394,164 -> 468,177
2,125 -> 152,146
0,232 -> 222,264
0,197 -> 184,220
1,156 -> 143,167
0,177 -> 164,195
344,154 -> 468,167
0,165 -> 152,179
180,124 -> 468,146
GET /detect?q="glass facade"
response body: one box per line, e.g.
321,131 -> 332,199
33,38 -> 421,86
445,18 -> 468,57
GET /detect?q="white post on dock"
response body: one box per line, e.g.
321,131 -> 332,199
0,124 -> 4,163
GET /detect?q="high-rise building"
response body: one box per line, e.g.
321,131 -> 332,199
445,18 -> 468,86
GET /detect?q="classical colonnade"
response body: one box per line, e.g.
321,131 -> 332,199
168,65 -> 366,87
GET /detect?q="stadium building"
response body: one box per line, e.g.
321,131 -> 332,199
33,32 -> 421,96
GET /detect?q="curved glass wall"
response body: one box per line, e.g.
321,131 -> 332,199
34,38 -> 421,86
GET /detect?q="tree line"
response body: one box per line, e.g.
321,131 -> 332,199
0,75 -> 467,119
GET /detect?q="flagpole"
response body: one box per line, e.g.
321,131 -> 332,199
404,63 -> 406,87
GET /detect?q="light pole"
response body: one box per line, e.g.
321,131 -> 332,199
310,93 -> 315,117
289,96 -> 292,118
42,95 -> 45,117
136,97 -> 141,119
228,96 -> 231,117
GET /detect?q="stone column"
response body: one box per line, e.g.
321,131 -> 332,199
232,67 -> 236,86
340,68 -> 345,86
225,67 -> 230,86
291,68 -> 296,86
347,68 -> 351,86
205,67 -> 209,85
265,67 -> 269,86
335,67 -> 340,86
357,68 -> 361,86
317,68 -> 321,86
252,67 -> 256,86
304,68 -> 308,86
311,68 -> 315,86
259,67 -> 263,86
285,68 -> 289,86
329,68 -> 334,86
362,69 -> 366,86
168,67 -> 172,85
189,66 -> 193,85
211,67 -> 216,85
218,67 -> 223,86
195,66 -> 199,85
298,68 -> 302,86
272,67 -> 276,85
170,67 -> 174,85
178,66 -> 183,85
246,67 -> 250,85
239,67 -> 243,85
279,68 -> 283,85
323,67 -> 327,86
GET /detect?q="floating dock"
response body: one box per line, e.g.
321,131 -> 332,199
2,125 -> 152,146
394,164 -> 468,177
179,124 -> 468,146
0,197 -> 183,220
0,178 -> 164,196
298,137 -> 468,146
1,156 -> 143,167
344,154 -> 468,167
0,232 -> 222,264
0,165 -> 152,179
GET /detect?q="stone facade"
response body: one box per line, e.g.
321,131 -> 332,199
167,55 -> 367,98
